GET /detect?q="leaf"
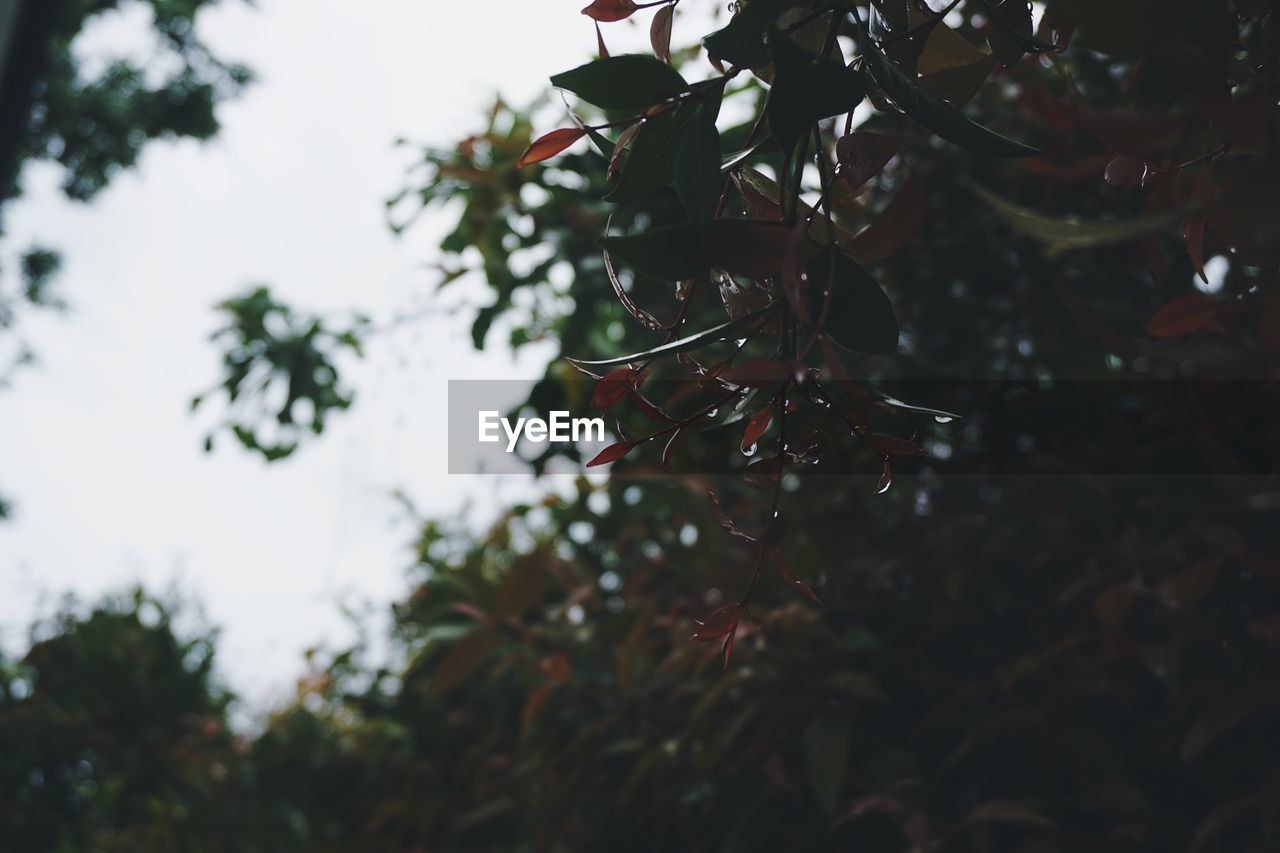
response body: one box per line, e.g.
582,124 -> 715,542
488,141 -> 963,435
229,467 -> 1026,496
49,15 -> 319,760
1185,167 -> 1212,283
860,431 -> 925,456
919,54 -> 998,107
1147,294 -> 1220,338
703,0 -> 784,69
517,128 -> 586,167
550,55 -> 688,112
717,359 -> 790,387
836,132 -> 913,191
427,624 -> 498,697
595,22 -> 610,58
495,551 -> 547,618
676,98 -> 723,224
974,0 -> 1058,55
607,102 -> 699,202
568,304 -> 776,367
804,712 -> 850,820
970,182 -> 1208,249
847,171 -> 926,262
586,440 -> 638,467
599,223 -> 705,280
767,29 -> 866,151
690,603 -> 740,641
582,0 -> 638,22
861,35 -> 1038,157
606,123 -> 640,179
809,252 -> 899,354
706,219 -> 821,278
914,7 -> 990,74
1104,155 -> 1153,187
1181,681 -> 1280,760
650,3 -> 674,63
984,0 -> 1032,65
661,427 -> 683,472
768,545 -> 823,607
602,245 -> 664,331
707,490 -> 756,541
741,406 -> 774,451
960,799 -> 1056,829
592,367 -> 639,409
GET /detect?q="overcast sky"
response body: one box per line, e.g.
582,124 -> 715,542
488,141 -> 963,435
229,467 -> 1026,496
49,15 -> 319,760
0,0 -> 697,711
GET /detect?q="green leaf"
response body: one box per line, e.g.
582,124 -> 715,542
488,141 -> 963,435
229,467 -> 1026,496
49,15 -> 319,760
767,30 -> 866,151
675,95 -> 724,224
608,102 -> 701,203
703,0 -> 786,69
551,55 -> 688,112
804,712 -> 850,820
970,182 -> 1209,249
567,305 -> 777,367
811,251 -> 899,354
861,34 -> 1038,156
598,223 -> 706,280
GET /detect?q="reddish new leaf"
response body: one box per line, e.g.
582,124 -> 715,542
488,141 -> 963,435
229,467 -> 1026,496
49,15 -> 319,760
518,128 -> 586,167
586,440 -> 637,467
1104,155 -> 1153,187
650,3 -> 674,63
592,367 -> 637,409
847,172 -> 926,263
595,22 -> 610,58
690,603 -> 740,641
769,545 -> 824,608
1147,294 -> 1219,338
581,0 -> 637,23
741,406 -> 774,452
707,489 -> 757,541
836,132 -> 913,191
874,455 -> 893,495
607,123 -> 641,180
707,219 -> 821,278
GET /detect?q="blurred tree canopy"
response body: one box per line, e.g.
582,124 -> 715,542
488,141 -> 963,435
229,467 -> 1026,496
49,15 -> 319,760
6,1 -> 1280,851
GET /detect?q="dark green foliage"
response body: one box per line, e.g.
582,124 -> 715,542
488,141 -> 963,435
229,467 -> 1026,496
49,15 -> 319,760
196,286 -> 367,461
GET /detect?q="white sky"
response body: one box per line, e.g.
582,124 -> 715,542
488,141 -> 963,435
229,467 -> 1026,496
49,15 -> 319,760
0,0 -> 692,711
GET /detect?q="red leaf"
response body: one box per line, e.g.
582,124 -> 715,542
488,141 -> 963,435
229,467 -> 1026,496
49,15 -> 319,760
581,0 -> 637,22
707,489 -> 757,541
607,123 -> 640,180
847,171 -> 926,263
741,406 -> 774,452
769,545 -> 824,608
626,386 -> 675,423
721,629 -> 736,669
517,128 -> 585,167
874,455 -> 893,495
586,440 -> 637,467
836,132 -> 913,191
595,22 -> 610,57
650,3 -> 674,63
717,359 -> 791,387
661,427 -> 683,472
1147,294 -> 1220,338
592,367 -> 637,409
1104,155 -> 1153,187
690,603 -> 740,642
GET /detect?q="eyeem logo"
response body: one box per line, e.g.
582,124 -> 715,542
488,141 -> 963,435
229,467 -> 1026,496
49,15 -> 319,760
478,410 -> 605,452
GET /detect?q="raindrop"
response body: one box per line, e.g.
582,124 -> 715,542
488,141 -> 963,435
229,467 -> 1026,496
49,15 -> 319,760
874,456 -> 892,495
735,338 -> 747,346
706,408 -> 719,418
933,415 -> 953,424
742,442 -> 758,457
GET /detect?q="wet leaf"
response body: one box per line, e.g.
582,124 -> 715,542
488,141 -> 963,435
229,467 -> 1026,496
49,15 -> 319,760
984,0 -> 1032,65
587,440 -> 638,467
741,405 -> 774,451
718,359 -> 791,387
836,132 -> 913,191
874,456 -> 893,494
599,222 -> 705,280
920,54 -> 998,107
706,219 -> 821,278
691,603 -> 740,641
567,304 -> 775,367
676,97 -> 723,223
1104,155 -> 1153,187
1147,294 -> 1220,338
551,55 -> 688,112
592,367 -> 639,409
703,0 -> 785,69
809,252 -> 899,354
707,489 -> 757,541
517,128 -> 586,167
860,431 -> 925,457
766,29 -> 866,151
768,545 -> 823,607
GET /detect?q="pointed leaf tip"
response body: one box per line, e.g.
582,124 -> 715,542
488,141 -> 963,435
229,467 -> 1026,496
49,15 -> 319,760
518,128 -> 586,167
582,0 -> 638,23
